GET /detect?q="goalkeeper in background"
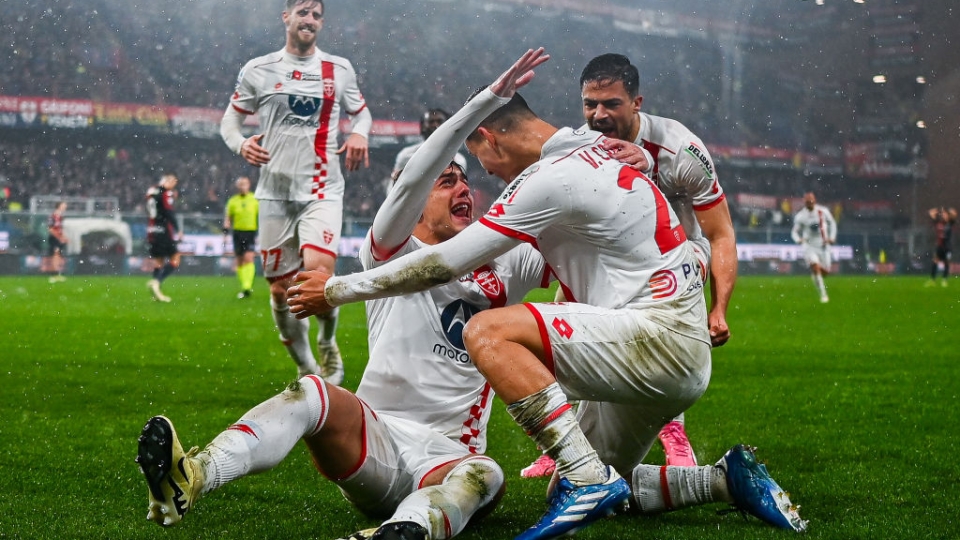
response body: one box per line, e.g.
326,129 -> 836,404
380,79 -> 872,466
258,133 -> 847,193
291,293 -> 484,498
224,176 -> 259,299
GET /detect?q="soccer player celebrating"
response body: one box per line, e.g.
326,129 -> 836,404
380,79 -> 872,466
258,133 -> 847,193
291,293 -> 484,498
220,0 -> 372,384
791,191 -> 837,303
520,53 -> 738,478
288,48 -> 806,539
138,51 -> 549,540
145,174 -> 182,303
223,176 -> 259,299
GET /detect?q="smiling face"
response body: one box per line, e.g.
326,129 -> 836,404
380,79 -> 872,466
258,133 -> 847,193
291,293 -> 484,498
283,0 -> 323,55
415,163 -> 474,245
581,79 -> 642,142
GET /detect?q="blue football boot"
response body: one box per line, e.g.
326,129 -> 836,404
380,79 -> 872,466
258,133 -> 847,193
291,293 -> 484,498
515,465 -> 630,540
716,444 -> 808,532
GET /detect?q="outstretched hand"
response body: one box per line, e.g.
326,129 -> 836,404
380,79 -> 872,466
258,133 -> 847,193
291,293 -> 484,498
489,47 -> 550,99
287,270 -> 335,319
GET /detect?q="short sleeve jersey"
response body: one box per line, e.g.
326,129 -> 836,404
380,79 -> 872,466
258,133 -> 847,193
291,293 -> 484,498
355,235 -> 547,454
633,112 -> 724,242
479,127 -> 702,310
146,186 -> 178,238
229,49 -> 368,202
792,204 -> 837,248
225,193 -> 259,232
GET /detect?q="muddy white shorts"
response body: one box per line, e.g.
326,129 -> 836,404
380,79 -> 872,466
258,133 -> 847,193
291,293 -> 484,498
333,400 -> 472,518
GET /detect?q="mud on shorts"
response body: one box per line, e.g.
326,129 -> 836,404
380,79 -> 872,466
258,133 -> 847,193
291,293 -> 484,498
332,399 -> 473,518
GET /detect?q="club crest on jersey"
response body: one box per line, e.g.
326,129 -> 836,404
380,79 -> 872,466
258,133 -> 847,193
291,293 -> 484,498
323,229 -> 334,244
473,269 -> 502,297
288,95 -> 321,117
323,79 -> 335,97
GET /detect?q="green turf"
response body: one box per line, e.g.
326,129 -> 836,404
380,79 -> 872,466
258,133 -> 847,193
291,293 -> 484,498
0,275 -> 957,539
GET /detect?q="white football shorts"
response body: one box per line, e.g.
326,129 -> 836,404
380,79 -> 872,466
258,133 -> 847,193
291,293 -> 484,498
523,300 -> 711,476
258,199 -> 343,280
333,399 -> 472,518
803,243 -> 832,269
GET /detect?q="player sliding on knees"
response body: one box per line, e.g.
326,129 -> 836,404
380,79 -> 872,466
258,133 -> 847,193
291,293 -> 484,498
136,49 -> 552,540
287,47 -> 807,539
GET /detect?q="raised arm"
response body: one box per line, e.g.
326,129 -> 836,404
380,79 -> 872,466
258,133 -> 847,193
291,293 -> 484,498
370,95 -> 510,260
286,48 -> 550,317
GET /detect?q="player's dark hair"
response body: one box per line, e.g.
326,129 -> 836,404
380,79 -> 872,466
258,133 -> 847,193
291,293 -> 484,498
286,0 -> 323,14
420,108 -> 451,138
579,53 -> 640,98
422,108 -> 451,125
464,86 -> 537,143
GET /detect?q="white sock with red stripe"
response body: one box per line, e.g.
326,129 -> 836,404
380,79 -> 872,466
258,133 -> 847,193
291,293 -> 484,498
384,456 -> 504,540
199,375 -> 329,493
630,464 -> 729,513
271,297 -> 320,375
506,383 -> 607,486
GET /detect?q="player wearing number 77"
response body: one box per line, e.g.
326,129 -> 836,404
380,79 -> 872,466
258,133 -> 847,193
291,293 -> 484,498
289,47 -> 806,539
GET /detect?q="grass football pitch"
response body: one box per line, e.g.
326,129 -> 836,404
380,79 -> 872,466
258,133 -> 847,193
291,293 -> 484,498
1,274 -> 957,539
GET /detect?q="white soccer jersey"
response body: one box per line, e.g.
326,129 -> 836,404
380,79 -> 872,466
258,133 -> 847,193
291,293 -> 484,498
630,112 -> 724,243
229,48 -> 371,202
353,88 -> 548,454
480,127 -> 702,311
791,204 -> 837,248
355,237 -> 547,454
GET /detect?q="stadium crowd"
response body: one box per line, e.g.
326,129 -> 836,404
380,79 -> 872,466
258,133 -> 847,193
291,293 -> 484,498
0,0 -> 921,231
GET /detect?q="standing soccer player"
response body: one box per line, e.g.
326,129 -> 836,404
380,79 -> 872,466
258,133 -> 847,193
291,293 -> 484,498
791,191 -> 837,303
223,176 -> 259,298
46,201 -> 68,283
220,0 -> 372,384
137,52 -> 549,540
926,206 -> 956,287
521,52 -> 737,477
288,48 -> 806,538
146,174 -> 182,303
